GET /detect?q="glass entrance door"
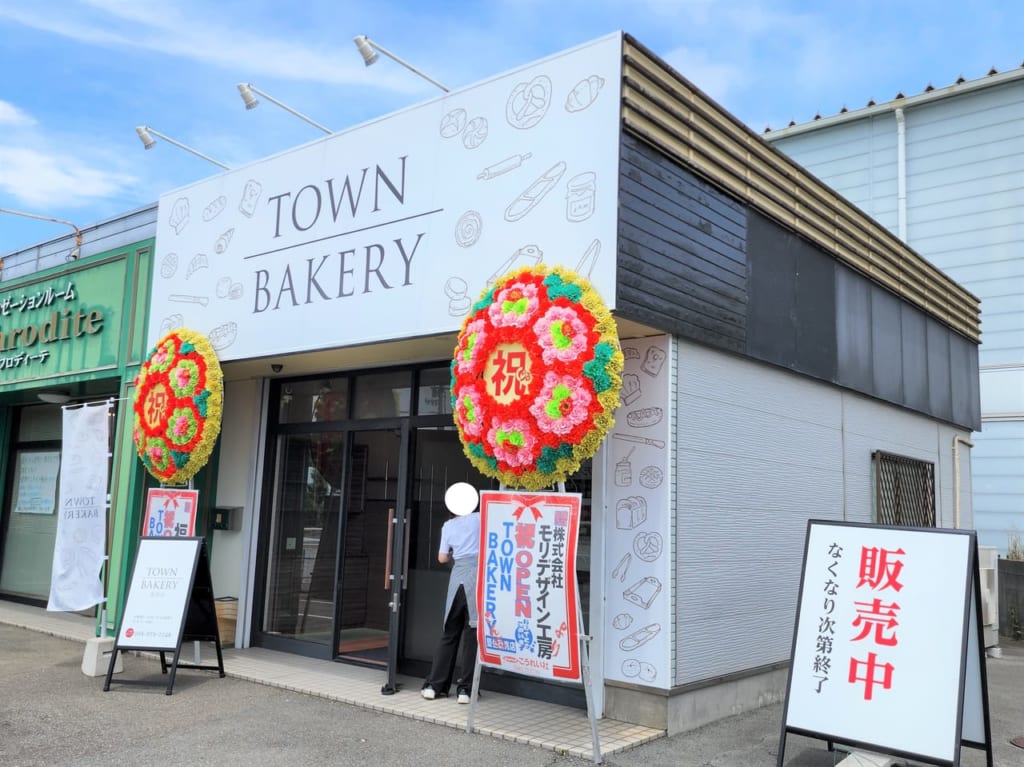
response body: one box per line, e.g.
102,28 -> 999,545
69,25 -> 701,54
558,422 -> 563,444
262,431 -> 346,649
335,429 -> 404,666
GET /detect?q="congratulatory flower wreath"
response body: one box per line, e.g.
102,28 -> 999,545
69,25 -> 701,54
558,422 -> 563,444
133,328 -> 224,485
451,264 -> 623,490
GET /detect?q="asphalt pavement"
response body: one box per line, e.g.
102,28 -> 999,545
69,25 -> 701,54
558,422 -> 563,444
1,623 -> 1021,767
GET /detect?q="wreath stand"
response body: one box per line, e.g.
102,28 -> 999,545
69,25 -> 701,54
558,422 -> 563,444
465,482 -> 602,764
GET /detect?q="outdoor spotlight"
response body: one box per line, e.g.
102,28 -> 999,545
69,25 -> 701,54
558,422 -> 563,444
135,126 -> 157,150
237,83 -> 260,110
354,35 -> 379,66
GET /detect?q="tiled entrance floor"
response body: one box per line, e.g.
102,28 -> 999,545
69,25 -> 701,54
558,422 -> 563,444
0,601 -> 664,760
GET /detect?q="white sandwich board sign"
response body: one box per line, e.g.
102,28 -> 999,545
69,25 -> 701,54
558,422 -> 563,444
779,520 -> 993,767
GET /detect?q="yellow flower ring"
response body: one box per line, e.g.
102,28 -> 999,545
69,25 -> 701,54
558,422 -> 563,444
133,328 -> 224,485
451,264 -> 623,490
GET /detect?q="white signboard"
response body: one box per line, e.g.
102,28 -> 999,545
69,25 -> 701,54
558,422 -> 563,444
782,521 -> 989,764
477,490 -> 582,681
117,537 -> 201,650
603,335 -> 672,687
13,450 -> 59,514
149,33 -> 623,360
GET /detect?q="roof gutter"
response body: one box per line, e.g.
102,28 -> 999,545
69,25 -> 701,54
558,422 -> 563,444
766,66 -> 1024,139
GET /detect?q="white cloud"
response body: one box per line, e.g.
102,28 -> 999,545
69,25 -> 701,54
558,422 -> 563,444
0,146 -> 136,208
0,2 -> 412,90
0,100 -> 35,127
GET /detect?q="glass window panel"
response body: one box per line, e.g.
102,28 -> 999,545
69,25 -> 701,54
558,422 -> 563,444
278,377 -> 349,424
353,371 -> 411,419
17,404 -> 62,441
0,449 -> 61,598
416,366 -> 452,416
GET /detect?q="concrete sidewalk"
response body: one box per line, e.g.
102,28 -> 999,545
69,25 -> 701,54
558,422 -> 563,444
1,603 -> 1022,766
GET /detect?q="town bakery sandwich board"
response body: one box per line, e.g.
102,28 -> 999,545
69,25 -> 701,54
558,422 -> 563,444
778,520 -> 993,767
103,537 -> 224,695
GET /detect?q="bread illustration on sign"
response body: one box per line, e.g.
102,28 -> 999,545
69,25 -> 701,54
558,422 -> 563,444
621,373 -> 641,405
462,116 -> 488,149
202,195 -> 227,222
506,75 -> 552,129
216,276 -> 233,299
209,321 -> 238,351
641,346 -> 667,376
639,465 -> 664,489
158,313 -> 184,335
439,108 -> 467,138
633,531 -> 663,562
186,253 -> 209,279
626,406 -> 663,428
214,228 -> 234,254
160,252 -> 178,279
168,197 -> 190,234
504,161 -> 566,222
565,74 -> 605,112
239,179 -> 262,218
615,495 -> 647,530
619,621 -> 660,650
454,211 -> 482,248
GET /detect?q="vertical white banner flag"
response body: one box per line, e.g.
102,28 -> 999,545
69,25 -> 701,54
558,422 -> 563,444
47,401 -> 110,612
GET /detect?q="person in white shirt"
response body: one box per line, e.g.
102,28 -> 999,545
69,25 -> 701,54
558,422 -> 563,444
421,482 -> 481,704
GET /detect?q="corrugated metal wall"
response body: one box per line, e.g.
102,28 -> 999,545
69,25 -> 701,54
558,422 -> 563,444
673,340 -> 973,684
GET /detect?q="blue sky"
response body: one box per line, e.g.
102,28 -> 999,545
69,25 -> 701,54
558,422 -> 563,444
1,0 -> 1021,255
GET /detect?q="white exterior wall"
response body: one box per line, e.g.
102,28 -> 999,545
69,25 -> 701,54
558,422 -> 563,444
769,79 -> 1023,555
673,341 -> 972,685
210,378 -> 263,616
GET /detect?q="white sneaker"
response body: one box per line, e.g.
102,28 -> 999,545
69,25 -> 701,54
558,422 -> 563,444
421,686 -> 436,700
457,690 -> 470,704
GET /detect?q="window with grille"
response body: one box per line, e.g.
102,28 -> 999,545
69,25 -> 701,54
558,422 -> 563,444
872,451 -> 936,527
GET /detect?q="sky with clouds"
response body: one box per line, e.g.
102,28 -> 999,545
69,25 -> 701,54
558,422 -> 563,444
1,0 -> 1020,254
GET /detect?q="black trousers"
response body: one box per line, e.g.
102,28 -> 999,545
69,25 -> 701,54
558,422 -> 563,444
424,584 -> 477,694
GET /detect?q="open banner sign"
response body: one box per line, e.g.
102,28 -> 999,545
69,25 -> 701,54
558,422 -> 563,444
779,520 -> 992,767
477,490 -> 582,681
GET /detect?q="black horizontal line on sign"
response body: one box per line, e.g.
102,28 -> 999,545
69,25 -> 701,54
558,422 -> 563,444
244,208 -> 445,260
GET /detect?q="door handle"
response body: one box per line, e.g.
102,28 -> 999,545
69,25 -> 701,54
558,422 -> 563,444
384,507 -> 395,590
401,508 -> 411,589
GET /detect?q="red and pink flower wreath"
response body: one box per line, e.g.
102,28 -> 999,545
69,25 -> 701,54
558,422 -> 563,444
132,328 -> 224,485
451,264 -> 623,490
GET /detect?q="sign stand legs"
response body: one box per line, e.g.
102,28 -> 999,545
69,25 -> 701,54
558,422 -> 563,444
465,654 -> 483,733
159,640 -> 226,695
577,591 -> 603,764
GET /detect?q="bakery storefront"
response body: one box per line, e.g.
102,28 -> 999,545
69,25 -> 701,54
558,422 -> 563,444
148,32 -> 981,731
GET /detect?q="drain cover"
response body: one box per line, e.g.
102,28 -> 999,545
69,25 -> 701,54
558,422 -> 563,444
1011,736 -> 1024,749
